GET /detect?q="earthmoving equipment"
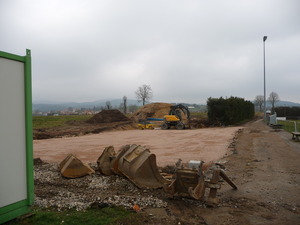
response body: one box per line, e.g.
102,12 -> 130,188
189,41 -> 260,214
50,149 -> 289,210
61,146 -> 237,204
117,144 -> 168,188
97,146 -> 116,175
110,145 -> 131,175
60,154 -> 95,178
164,160 -> 237,206
137,119 -> 154,130
97,144 -> 169,189
161,104 -> 190,129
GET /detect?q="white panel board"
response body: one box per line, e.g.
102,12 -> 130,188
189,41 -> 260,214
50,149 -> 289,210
0,57 -> 27,207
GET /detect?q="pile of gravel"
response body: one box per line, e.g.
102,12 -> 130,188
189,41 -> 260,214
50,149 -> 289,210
34,162 -> 168,211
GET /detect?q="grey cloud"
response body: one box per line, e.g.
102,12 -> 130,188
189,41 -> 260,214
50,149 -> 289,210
1,0 -> 299,103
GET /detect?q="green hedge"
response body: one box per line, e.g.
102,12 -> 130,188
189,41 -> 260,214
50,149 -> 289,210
275,106 -> 300,117
207,97 -> 254,125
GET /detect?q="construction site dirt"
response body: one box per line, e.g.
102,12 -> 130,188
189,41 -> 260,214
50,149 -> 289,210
34,126 -> 241,166
33,119 -> 300,225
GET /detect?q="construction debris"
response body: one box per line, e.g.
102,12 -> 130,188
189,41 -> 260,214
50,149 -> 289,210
110,145 -> 131,175
97,144 -> 169,189
95,144 -> 237,204
97,146 -> 116,175
35,160 -> 168,211
59,145 -> 237,205
116,144 -> 169,188
164,160 -> 237,206
60,154 -> 95,178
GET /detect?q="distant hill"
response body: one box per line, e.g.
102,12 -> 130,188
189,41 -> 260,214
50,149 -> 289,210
255,100 -> 300,108
274,100 -> 300,107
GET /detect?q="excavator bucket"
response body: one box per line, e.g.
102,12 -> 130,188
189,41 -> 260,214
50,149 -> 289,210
164,161 -> 237,203
60,154 -> 95,178
97,146 -> 116,175
117,144 -> 169,189
164,162 -> 206,200
110,145 -> 131,175
96,144 -> 169,188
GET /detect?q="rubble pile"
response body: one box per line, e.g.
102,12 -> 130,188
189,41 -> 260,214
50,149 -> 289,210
34,160 -> 168,211
34,143 -> 237,211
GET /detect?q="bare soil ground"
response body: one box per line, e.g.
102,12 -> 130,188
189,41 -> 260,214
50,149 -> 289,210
33,105 -> 209,140
34,127 -> 241,166
33,119 -> 300,225
33,121 -> 136,140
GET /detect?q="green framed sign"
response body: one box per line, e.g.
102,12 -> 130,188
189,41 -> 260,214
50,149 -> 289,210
0,50 -> 34,224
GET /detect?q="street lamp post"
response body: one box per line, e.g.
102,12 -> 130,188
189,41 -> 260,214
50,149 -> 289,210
263,36 -> 267,122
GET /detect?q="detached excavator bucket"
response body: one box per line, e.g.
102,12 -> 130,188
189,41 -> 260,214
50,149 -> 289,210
110,145 -> 131,175
60,154 -> 95,178
164,165 -> 206,200
117,144 -> 169,189
97,146 -> 116,175
164,161 -> 237,203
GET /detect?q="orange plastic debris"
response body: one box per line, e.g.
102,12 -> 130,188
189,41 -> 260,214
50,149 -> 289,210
133,204 -> 141,212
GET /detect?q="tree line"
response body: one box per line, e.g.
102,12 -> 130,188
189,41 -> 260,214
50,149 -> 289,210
274,106 -> 300,118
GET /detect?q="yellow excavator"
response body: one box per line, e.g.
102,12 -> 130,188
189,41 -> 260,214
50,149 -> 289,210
161,104 -> 190,130
137,119 -> 154,130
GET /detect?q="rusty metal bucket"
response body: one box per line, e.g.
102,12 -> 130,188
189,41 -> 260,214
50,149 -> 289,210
117,144 -> 169,188
164,162 -> 237,204
164,161 -> 206,200
60,154 -> 95,178
96,144 -> 169,189
110,145 -> 131,175
97,146 -> 116,175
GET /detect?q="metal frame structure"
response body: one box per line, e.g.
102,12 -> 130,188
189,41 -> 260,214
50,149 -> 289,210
0,49 -> 33,224
263,36 -> 268,122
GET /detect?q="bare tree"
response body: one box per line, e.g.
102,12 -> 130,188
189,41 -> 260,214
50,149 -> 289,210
123,96 -> 127,114
105,101 -> 112,110
268,92 -> 280,113
135,84 -> 153,106
254,95 -> 264,112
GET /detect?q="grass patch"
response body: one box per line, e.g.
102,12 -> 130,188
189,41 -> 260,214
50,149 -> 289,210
277,120 -> 300,133
7,207 -> 138,225
33,115 -> 93,129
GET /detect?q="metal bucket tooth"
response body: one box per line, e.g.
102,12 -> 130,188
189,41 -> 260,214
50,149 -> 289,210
60,154 -> 95,178
117,144 -> 169,189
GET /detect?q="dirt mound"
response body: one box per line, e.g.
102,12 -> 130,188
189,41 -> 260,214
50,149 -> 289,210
87,109 -> 130,124
190,118 -> 211,128
132,103 -> 172,121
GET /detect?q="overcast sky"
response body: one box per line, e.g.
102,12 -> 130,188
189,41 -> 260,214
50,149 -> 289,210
1,0 -> 299,104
